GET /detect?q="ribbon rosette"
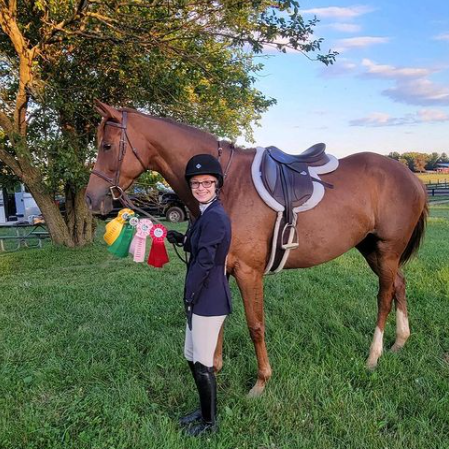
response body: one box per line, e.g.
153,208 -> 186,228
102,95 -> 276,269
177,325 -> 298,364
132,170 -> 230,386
108,216 -> 136,258
147,224 -> 169,268
104,208 -> 134,246
129,219 -> 153,263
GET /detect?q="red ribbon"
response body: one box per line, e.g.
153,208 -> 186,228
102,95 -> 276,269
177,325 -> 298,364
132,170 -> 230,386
147,224 -> 169,268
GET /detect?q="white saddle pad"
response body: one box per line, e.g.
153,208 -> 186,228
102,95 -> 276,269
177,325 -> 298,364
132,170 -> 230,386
251,146 -> 339,214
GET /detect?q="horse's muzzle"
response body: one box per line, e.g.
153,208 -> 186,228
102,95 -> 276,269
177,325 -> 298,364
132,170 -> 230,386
85,190 -> 113,215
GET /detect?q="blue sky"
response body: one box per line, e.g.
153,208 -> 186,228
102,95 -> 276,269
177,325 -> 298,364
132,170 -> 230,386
238,1 -> 449,158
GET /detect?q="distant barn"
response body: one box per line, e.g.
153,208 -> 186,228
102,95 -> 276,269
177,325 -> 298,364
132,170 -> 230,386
436,163 -> 449,174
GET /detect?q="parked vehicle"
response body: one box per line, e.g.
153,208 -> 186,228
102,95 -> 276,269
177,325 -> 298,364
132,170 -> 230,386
97,184 -> 189,222
0,184 -> 41,224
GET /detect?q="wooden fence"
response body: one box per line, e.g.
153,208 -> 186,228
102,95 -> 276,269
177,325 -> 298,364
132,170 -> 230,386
426,181 -> 449,197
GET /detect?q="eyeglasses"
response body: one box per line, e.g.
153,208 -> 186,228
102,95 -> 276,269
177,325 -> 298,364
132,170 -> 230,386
190,180 -> 216,189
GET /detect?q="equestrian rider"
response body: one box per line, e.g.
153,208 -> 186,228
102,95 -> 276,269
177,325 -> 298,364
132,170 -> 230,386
167,154 -> 232,437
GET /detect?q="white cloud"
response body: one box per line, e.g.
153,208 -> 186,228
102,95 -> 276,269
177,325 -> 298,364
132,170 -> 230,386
350,112 -> 392,126
359,59 -> 449,106
335,36 -> 389,52
319,59 -> 357,77
433,33 -> 449,41
418,109 -> 449,122
350,109 -> 449,127
361,59 -> 433,78
261,36 -> 303,54
384,79 -> 449,106
301,6 -> 374,19
328,23 -> 361,33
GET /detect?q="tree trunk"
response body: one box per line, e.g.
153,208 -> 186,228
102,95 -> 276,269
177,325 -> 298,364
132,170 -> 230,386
65,186 -> 96,246
26,181 -> 95,247
27,181 -> 75,246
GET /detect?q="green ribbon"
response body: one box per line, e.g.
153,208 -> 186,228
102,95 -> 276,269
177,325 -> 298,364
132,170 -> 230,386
108,223 -> 135,258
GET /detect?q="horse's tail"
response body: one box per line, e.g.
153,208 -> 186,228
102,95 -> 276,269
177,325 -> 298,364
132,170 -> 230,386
400,197 -> 428,266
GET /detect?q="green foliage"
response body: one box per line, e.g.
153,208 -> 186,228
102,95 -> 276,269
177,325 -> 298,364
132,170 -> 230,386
387,151 -> 449,172
0,160 -> 20,190
0,206 -> 448,448
1,0 -> 336,193
136,171 -> 165,186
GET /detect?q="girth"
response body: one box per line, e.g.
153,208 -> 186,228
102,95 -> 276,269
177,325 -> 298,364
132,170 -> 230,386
257,144 -> 336,273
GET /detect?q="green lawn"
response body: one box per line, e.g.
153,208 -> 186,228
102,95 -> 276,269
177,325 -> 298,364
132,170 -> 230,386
1,207 -> 448,449
429,195 -> 449,203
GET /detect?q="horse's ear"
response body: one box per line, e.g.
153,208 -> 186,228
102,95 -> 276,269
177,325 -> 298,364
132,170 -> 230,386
94,99 -> 121,122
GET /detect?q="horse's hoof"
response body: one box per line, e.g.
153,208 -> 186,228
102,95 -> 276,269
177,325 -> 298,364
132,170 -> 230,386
390,343 -> 403,353
247,383 -> 265,398
365,358 -> 378,371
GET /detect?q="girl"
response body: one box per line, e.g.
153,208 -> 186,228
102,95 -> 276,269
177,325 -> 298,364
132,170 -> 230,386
167,154 -> 232,437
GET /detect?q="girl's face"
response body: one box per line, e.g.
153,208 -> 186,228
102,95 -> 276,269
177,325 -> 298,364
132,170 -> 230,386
189,174 -> 218,203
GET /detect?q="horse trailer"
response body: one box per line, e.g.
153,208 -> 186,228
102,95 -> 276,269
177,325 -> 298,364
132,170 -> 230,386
0,184 -> 41,224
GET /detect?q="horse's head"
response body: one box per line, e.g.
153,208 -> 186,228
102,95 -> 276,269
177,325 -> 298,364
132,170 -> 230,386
85,101 -> 149,214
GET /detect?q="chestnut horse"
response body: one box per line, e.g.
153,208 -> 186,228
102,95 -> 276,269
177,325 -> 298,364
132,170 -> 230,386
86,101 -> 428,396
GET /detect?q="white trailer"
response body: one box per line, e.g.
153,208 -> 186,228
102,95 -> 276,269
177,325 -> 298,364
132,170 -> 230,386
0,184 -> 41,224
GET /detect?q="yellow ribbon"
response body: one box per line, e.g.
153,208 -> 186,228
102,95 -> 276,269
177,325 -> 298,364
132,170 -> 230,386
104,208 -> 134,246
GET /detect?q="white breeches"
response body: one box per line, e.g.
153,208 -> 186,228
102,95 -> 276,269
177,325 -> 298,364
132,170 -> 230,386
184,314 -> 226,367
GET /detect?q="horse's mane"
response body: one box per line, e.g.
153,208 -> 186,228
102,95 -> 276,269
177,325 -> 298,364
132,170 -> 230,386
120,107 -> 217,140
119,107 -> 250,153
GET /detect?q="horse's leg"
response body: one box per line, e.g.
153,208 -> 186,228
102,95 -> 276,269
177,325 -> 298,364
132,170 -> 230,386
234,264 -> 271,397
357,238 -> 400,369
213,322 -> 225,373
367,249 -> 400,369
391,270 -> 411,352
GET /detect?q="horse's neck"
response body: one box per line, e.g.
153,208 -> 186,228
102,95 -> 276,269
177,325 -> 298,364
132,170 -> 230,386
140,117 -> 217,214
137,115 -> 256,217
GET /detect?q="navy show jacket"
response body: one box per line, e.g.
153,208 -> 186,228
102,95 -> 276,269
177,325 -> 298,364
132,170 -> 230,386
184,199 -> 232,316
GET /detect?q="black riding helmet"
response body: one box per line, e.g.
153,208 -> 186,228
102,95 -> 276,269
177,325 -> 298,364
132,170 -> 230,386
185,154 -> 224,188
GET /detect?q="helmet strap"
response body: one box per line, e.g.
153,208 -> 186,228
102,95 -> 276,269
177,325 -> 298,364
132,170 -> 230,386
199,194 -> 217,205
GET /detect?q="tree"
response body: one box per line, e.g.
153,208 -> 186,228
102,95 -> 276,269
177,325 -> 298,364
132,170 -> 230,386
388,151 -> 401,161
0,0 -> 336,246
0,159 -> 19,191
414,154 -> 427,173
425,152 -> 441,171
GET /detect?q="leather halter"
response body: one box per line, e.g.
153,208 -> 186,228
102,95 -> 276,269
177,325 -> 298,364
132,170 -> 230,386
92,111 -> 147,200
217,140 -> 235,183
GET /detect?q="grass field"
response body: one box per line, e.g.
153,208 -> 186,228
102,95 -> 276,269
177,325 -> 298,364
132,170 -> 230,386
416,172 -> 449,184
1,206 -> 448,449
429,195 -> 449,203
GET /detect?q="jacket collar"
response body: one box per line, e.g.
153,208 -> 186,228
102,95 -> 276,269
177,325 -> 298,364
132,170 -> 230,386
200,198 -> 220,216
199,197 -> 219,215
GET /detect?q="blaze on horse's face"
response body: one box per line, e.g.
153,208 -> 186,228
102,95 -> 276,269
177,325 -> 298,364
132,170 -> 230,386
85,102 -> 142,215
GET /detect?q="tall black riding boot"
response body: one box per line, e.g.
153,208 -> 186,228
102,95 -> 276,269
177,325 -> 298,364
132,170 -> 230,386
184,362 -> 217,437
179,361 -> 202,427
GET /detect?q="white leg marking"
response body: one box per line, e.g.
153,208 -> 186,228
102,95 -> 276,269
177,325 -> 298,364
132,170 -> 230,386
366,326 -> 384,370
391,309 -> 410,352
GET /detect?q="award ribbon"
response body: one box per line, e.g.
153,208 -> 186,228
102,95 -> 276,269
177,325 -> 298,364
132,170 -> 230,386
130,218 -> 153,263
147,224 -> 169,268
104,208 -> 134,246
108,215 -> 138,258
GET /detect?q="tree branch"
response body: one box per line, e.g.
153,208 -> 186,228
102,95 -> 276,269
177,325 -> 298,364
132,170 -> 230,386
0,145 -> 22,177
0,0 -> 26,55
0,110 -> 13,136
8,0 -> 17,15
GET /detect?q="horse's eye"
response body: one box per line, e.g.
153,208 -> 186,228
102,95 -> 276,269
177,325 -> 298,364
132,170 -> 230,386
103,143 -> 112,151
